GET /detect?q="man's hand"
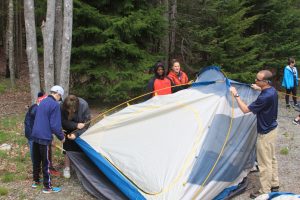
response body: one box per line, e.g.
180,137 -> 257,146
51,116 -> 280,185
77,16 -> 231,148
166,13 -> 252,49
230,86 -> 238,96
77,123 -> 85,129
67,133 -> 76,140
251,84 -> 261,91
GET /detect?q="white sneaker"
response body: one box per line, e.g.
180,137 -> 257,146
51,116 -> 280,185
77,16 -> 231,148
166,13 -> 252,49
63,167 -> 71,178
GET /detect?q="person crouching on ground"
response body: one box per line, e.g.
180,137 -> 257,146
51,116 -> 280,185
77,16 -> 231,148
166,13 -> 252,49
147,61 -> 175,99
31,85 -> 65,193
61,94 -> 91,178
230,70 -> 279,199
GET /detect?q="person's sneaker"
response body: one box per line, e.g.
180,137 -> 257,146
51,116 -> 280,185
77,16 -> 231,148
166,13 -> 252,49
31,181 -> 41,188
250,191 -> 263,199
293,119 -> 300,125
63,167 -> 71,179
49,167 -> 61,177
286,104 -> 291,108
271,186 -> 280,192
292,103 -> 299,108
42,187 -> 62,193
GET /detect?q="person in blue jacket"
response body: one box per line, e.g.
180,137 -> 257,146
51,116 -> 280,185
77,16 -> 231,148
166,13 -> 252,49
31,85 -> 65,193
24,92 -> 47,164
282,57 -> 299,108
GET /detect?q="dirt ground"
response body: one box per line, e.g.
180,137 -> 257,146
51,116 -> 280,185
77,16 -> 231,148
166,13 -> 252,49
0,56 -> 299,199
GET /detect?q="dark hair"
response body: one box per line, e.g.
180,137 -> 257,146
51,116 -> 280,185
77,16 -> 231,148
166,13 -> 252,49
62,95 -> 79,120
37,91 -> 45,97
288,57 -> 295,65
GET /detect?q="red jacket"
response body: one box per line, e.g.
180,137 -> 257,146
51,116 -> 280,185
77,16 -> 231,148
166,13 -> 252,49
168,70 -> 189,85
153,78 -> 172,96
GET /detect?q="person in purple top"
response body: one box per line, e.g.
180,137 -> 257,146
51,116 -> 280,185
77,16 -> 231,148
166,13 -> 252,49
31,85 -> 65,193
230,70 -> 279,198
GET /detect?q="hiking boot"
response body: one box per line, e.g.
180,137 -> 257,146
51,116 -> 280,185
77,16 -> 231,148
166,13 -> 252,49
31,181 -> 41,188
49,167 -> 61,177
293,119 -> 300,125
63,167 -> 71,179
286,104 -> 291,108
42,187 -> 62,193
250,191 -> 263,199
271,186 -> 280,192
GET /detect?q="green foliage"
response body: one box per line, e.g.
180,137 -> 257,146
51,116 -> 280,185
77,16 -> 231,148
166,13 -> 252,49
33,0 -> 300,101
280,147 -> 289,155
177,0 -> 300,83
1,172 -> 15,183
0,187 -> 8,196
71,0 -> 166,102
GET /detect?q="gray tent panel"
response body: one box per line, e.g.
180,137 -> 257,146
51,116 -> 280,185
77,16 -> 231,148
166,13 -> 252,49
67,151 -> 128,200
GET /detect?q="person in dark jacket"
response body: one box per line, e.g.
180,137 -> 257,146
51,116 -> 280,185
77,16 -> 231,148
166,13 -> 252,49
24,92 -> 47,164
31,85 -> 65,193
147,62 -> 175,99
61,94 -> 91,178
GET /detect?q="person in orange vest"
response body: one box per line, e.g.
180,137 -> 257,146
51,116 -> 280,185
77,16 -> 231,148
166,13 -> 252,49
168,59 -> 189,86
147,62 -> 175,99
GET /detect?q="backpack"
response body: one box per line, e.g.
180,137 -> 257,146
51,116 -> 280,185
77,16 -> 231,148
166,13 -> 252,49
24,104 -> 38,139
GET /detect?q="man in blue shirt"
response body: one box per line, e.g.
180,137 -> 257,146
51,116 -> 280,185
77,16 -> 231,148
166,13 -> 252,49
230,70 -> 279,199
31,85 -> 65,193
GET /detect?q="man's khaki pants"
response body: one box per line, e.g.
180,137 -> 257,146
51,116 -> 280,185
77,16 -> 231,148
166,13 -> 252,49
257,127 -> 279,193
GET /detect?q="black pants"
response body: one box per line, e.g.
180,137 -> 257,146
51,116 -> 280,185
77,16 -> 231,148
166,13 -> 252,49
285,87 -> 297,105
32,142 -> 51,189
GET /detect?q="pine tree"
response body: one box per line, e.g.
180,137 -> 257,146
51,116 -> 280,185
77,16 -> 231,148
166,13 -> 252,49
71,0 -> 166,102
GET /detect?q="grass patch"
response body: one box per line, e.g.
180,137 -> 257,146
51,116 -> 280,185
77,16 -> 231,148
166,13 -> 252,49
0,115 -> 22,130
0,187 -> 8,196
283,132 -> 288,138
0,150 -> 9,159
280,147 -> 289,155
1,172 -> 15,183
0,83 -> 6,94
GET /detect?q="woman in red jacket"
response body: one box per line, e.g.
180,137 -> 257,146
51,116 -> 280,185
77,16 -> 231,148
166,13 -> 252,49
147,62 -> 175,99
168,59 -> 189,85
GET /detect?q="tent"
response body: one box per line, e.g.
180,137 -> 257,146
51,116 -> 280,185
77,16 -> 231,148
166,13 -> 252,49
71,66 -> 261,199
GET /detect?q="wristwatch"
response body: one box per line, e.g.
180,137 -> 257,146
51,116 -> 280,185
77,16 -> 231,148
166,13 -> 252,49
234,93 -> 239,98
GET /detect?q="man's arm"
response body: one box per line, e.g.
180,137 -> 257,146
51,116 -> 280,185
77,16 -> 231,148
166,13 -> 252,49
230,86 -> 251,114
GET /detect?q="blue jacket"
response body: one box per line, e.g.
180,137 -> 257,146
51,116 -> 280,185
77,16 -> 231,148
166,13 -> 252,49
24,104 -> 38,139
32,95 -> 64,145
282,65 -> 298,89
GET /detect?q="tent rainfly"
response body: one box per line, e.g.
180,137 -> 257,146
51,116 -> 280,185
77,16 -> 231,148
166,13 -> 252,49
70,66 -> 260,200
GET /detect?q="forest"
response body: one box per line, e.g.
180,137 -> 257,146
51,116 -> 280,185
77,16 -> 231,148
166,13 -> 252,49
1,0 -> 300,103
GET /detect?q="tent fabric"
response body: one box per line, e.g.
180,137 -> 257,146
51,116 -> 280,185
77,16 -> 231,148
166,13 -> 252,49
67,151 -> 127,200
77,66 -> 261,199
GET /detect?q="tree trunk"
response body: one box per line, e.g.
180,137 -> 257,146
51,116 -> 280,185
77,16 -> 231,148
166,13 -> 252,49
5,0 -> 10,78
24,0 -> 41,103
60,0 -> 73,98
7,0 -> 15,87
42,0 -> 56,94
0,0 -> 6,47
161,0 -> 170,69
170,0 -> 176,58
15,0 -> 23,78
54,0 -> 63,84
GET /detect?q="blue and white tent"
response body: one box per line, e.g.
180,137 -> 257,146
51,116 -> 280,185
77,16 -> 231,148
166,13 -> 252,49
71,66 -> 261,199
